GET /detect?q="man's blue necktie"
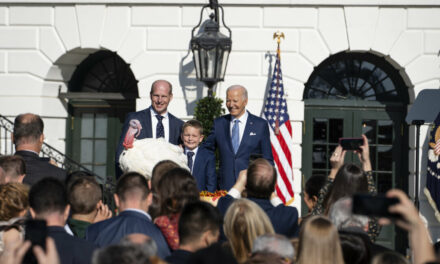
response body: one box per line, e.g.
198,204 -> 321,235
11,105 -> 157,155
156,115 -> 164,138
231,119 -> 240,154
187,151 -> 194,172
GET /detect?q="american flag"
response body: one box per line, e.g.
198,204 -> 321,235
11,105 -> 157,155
262,51 -> 295,205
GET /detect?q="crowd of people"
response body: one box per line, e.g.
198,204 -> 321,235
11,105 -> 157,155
0,79 -> 438,264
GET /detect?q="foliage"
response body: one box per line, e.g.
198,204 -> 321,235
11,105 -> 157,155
194,95 -> 225,140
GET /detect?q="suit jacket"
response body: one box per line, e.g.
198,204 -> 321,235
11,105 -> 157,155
217,195 -> 299,238
115,107 -> 184,178
165,249 -> 192,264
204,112 -> 273,190
48,226 -> 97,264
191,146 -> 216,192
15,150 -> 67,186
85,210 -> 170,259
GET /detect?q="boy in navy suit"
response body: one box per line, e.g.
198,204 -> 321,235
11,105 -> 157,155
181,120 -> 216,192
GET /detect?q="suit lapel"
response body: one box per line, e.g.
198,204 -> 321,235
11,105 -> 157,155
237,113 -> 253,155
224,115 -> 234,154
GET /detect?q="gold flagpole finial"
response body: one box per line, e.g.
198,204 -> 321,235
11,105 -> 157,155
273,31 -> 285,44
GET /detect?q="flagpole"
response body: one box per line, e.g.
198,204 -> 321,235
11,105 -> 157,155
273,31 -> 284,136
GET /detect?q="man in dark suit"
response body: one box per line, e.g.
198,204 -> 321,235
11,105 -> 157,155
13,113 -> 66,186
29,178 -> 97,264
85,172 -> 170,259
165,201 -> 221,264
181,120 -> 216,192
217,158 -> 299,238
115,80 -> 184,178
204,85 -> 273,190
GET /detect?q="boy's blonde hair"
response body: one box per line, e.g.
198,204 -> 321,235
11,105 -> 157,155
182,120 -> 203,135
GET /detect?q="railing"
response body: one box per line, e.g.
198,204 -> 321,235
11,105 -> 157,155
0,114 -> 115,206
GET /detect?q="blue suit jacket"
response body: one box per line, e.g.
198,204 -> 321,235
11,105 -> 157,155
217,195 -> 299,238
85,210 -> 171,259
115,107 -> 184,178
204,112 -> 273,190
191,146 -> 217,192
48,226 -> 97,264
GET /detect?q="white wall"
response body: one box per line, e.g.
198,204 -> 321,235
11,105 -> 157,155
1,2 -> 440,237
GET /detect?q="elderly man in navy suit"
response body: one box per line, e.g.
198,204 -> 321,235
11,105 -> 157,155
115,80 -> 184,178
85,172 -> 170,259
204,85 -> 273,190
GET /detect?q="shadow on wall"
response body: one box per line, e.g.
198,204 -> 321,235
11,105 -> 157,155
260,51 -> 275,117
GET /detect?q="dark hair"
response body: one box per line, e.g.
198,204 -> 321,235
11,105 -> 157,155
339,234 -> 370,264
13,113 -> 44,146
116,172 -> 150,202
324,163 -> 368,215
182,120 -> 203,135
68,177 -> 102,214
0,155 -> 26,179
0,183 -> 29,221
29,178 -> 67,215
178,201 -> 222,245
246,159 -> 277,199
92,244 -> 151,264
156,167 -> 199,217
151,160 -> 179,192
371,251 -> 409,264
305,174 -> 327,198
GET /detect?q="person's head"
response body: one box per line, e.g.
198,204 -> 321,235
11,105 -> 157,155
324,163 -> 368,215
223,198 -> 275,263
151,160 -> 180,192
181,120 -> 204,151
29,178 -> 69,224
226,85 -> 248,118
329,197 -> 369,231
0,155 -> 26,183
120,233 -> 158,258
0,183 -> 29,221
92,244 -> 152,264
296,216 -> 344,264
115,172 -> 151,212
68,177 -> 102,216
246,158 -> 277,199
178,201 -> 222,251
12,113 -> 44,151
150,80 -> 173,115
252,234 -> 295,262
303,175 -> 327,211
156,167 -> 199,217
371,251 -> 409,264
339,234 -> 370,264
65,170 -> 95,192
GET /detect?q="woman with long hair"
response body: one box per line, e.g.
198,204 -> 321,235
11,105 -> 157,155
223,199 -> 275,264
296,215 -> 344,264
154,167 -> 199,250
312,134 -> 379,241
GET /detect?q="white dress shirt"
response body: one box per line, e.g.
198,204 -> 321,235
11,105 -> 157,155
230,110 -> 248,146
150,108 -> 170,142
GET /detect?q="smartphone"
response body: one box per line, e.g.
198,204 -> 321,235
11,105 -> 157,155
23,219 -> 47,264
339,137 -> 364,151
249,153 -> 263,163
352,193 -> 401,219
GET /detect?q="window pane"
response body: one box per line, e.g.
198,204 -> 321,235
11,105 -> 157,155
378,145 -> 393,172
362,120 -> 376,144
94,166 -> 106,178
377,173 -> 393,193
378,120 -> 393,145
313,118 -> 327,143
80,139 -> 93,163
81,113 -> 94,138
312,145 -> 327,169
95,113 -> 108,138
94,140 -> 107,163
329,119 -> 343,143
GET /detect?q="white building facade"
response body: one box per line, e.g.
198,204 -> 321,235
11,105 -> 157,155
0,0 -> 439,249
